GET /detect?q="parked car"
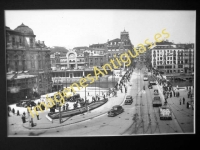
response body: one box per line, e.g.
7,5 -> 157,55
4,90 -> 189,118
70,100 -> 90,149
152,96 -> 162,107
159,106 -> 172,120
108,105 -> 124,117
125,95 -> 133,105
16,100 -> 36,108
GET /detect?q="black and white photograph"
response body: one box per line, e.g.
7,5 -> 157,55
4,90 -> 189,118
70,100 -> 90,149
5,10 -> 195,137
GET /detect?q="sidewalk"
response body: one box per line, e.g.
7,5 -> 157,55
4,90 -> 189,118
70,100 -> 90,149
20,88 -> 126,129
156,81 -> 194,133
9,71 -> 128,130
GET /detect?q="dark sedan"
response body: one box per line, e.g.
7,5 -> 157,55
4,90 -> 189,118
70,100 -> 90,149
124,95 -> 133,105
108,105 -> 124,117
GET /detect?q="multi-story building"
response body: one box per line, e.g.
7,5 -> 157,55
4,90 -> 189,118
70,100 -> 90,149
84,49 -> 108,68
106,30 -> 133,58
89,30 -> 135,68
6,23 -> 52,103
151,40 -> 194,74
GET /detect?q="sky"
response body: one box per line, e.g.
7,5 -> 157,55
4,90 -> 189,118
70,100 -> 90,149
5,10 -> 196,49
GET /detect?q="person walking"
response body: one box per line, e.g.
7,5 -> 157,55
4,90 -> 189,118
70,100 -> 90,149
17,110 -> 20,116
180,98 -> 182,105
63,105 -> 65,111
188,92 -> 190,98
12,108 -> 15,114
183,97 -> 185,104
21,113 -> 26,123
36,114 -> 39,120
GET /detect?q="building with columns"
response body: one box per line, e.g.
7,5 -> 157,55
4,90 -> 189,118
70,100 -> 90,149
6,23 -> 52,103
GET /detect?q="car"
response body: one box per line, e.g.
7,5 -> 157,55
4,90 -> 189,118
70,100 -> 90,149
152,96 -> 162,107
108,105 -> 124,117
24,101 -> 36,108
148,84 -> 153,89
125,95 -> 133,105
154,89 -> 159,95
159,106 -> 172,120
16,100 -> 36,108
143,75 -> 148,81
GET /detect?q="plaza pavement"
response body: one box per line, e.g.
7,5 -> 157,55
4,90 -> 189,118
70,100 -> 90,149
8,70 -> 129,131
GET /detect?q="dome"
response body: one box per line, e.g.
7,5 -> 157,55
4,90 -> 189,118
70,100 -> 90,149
14,23 -> 34,35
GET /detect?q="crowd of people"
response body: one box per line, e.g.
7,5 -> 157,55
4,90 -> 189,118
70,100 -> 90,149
152,69 -> 194,109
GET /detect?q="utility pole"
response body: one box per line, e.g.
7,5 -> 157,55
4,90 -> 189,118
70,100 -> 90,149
99,75 -> 100,96
59,104 -> 62,124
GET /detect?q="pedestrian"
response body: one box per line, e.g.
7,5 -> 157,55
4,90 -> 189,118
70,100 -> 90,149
21,114 -> 26,123
180,98 -> 181,105
186,102 -> 189,109
66,103 -> 69,110
98,96 -> 100,101
103,94 -> 105,100
183,97 -> 185,104
63,105 -> 65,111
8,106 -> 11,112
88,92 -> 89,96
17,110 -> 20,116
36,114 -> 39,120
12,108 -> 15,114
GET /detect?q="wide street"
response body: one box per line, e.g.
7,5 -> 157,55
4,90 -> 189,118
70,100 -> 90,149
8,63 -> 194,136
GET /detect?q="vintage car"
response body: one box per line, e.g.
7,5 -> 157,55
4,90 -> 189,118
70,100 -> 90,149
125,95 -> 133,105
16,100 -> 36,108
152,96 -> 162,107
67,93 -> 81,102
154,89 -> 159,95
143,75 -> 148,81
148,84 -> 153,89
159,106 -> 172,120
108,105 -> 124,117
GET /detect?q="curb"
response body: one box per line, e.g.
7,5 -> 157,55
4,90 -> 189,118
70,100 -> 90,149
22,71 -> 132,130
22,93 -> 127,130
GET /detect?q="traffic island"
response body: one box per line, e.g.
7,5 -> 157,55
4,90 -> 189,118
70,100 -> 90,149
47,98 -> 108,119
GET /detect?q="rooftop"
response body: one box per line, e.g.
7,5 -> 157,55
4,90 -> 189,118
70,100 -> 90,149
14,23 -> 34,35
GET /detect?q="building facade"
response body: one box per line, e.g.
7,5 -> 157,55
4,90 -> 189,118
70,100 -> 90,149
6,23 -> 52,103
151,40 -> 194,74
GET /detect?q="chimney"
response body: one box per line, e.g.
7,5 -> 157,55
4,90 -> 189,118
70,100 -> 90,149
42,41 -> 45,45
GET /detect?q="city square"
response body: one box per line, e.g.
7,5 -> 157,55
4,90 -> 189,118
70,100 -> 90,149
5,10 -> 195,136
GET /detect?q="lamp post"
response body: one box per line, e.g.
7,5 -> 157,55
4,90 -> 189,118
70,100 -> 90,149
58,103 -> 62,124
98,75 -> 100,96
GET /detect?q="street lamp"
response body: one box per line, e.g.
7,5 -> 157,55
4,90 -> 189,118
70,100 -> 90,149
98,75 -> 100,96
